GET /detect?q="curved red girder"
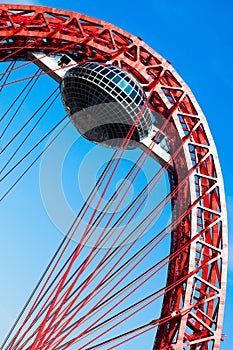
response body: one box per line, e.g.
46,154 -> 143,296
0,4 -> 228,349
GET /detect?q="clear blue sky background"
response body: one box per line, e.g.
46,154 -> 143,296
1,0 -> 233,349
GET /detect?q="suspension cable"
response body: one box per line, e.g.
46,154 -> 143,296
0,61 -> 15,83
4,145 -> 120,349
29,139 -> 211,348
1,147 -> 119,350
3,80 -> 193,350
0,60 -> 16,92
29,89 -> 155,349
0,116 -> 68,202
7,87 -> 157,348
61,255 -> 217,350
1,90 -> 60,177
0,68 -> 41,138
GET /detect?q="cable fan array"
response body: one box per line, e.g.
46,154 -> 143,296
0,26 -> 223,350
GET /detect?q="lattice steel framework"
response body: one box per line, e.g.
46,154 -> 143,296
0,4 -> 228,349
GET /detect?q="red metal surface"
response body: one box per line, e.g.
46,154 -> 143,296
0,4 -> 228,349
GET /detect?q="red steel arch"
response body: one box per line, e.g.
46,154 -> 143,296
0,4 -> 228,349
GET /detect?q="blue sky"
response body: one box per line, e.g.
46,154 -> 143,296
1,0 -> 233,349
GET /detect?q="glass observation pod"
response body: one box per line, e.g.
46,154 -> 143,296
60,62 -> 153,149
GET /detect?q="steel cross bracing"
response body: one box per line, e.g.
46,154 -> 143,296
0,4 -> 228,349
